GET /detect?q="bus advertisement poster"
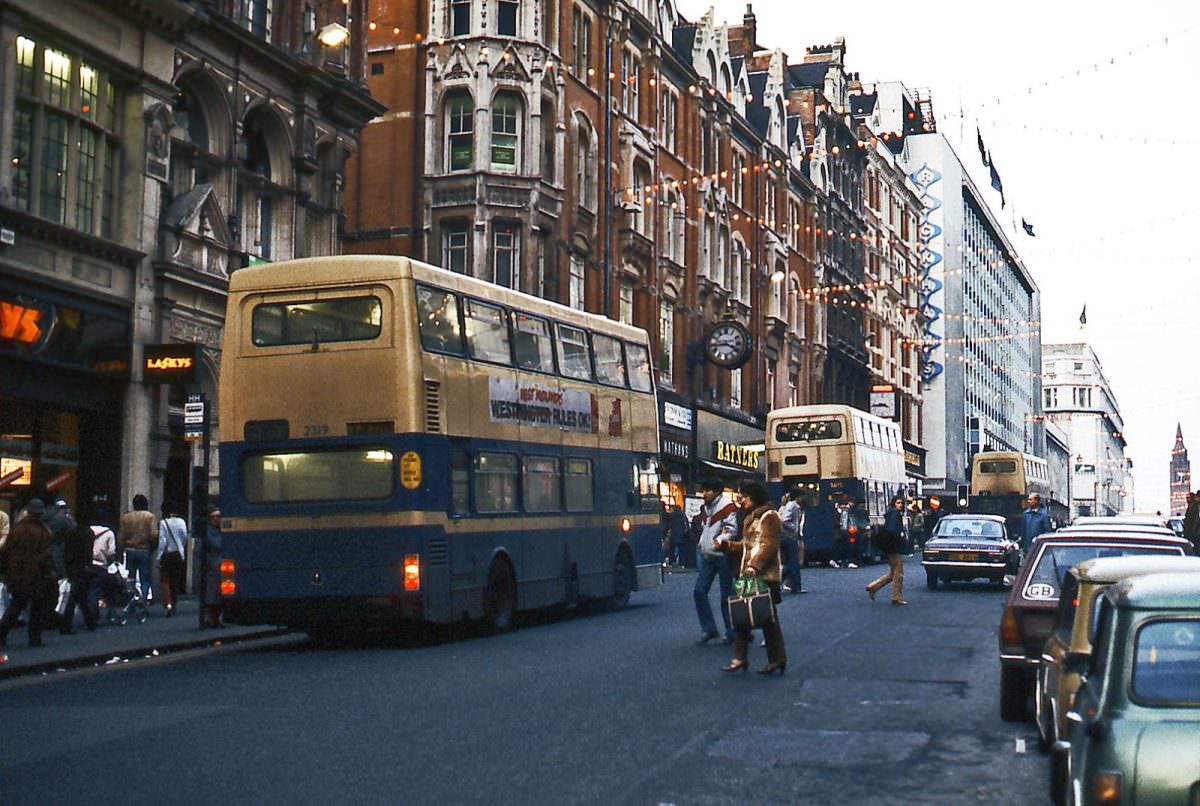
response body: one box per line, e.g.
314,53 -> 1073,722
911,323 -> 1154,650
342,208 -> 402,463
488,376 -> 597,433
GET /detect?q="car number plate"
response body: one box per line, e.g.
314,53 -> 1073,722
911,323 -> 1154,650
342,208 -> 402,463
949,553 -> 975,562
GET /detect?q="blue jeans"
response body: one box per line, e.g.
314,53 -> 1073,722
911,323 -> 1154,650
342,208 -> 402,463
694,551 -> 733,639
781,536 -> 802,590
124,548 -> 154,603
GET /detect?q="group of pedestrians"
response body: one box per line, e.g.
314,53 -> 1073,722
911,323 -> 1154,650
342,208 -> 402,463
0,493 -> 225,649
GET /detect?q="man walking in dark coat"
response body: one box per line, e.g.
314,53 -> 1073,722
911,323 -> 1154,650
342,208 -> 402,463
0,500 -> 58,648
1020,494 -> 1053,555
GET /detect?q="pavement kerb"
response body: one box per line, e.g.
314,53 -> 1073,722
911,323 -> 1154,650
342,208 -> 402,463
0,625 -> 289,681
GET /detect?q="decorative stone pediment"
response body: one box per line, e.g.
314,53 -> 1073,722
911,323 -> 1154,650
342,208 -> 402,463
490,48 -> 531,84
162,183 -> 233,278
440,45 -> 473,83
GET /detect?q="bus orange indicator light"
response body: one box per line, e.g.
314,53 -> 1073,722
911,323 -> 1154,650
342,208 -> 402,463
620,518 -> 631,533
220,560 -> 235,575
403,554 -> 420,591
220,580 -> 236,596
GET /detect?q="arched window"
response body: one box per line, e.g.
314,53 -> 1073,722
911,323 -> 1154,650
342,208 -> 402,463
575,114 -> 595,209
729,240 -> 742,301
633,161 -> 651,233
720,63 -> 732,97
445,92 -> 474,172
541,99 -> 556,181
663,188 -> 683,263
170,84 -> 212,193
706,51 -> 717,84
491,93 -> 522,172
237,109 -> 289,261
718,224 -> 729,288
789,276 -> 801,332
770,260 -> 785,318
774,97 -> 786,148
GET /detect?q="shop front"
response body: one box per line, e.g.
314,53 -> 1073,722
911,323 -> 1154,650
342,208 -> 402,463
904,440 -> 927,496
658,396 -> 694,509
695,409 -> 765,495
0,280 -> 130,524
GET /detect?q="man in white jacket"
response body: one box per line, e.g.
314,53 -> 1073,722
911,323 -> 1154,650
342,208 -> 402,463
694,478 -> 738,645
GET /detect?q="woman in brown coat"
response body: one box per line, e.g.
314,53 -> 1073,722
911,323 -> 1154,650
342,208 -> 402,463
719,481 -> 787,675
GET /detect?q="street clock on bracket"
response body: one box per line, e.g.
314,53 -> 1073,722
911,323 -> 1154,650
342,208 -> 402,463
705,320 -> 753,369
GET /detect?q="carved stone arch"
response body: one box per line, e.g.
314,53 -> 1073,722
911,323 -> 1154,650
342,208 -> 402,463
172,63 -> 234,156
241,101 -> 295,187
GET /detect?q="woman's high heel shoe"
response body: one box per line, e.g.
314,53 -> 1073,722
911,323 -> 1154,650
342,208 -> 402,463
757,662 -> 787,676
721,660 -> 749,673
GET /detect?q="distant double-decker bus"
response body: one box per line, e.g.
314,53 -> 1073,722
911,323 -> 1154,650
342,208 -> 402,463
765,405 -> 907,562
217,256 -> 663,636
968,450 -> 1066,531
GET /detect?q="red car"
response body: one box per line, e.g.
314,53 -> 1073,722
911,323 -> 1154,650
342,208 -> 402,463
997,529 -> 1193,722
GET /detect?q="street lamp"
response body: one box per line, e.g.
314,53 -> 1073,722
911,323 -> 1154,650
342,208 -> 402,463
317,22 -> 349,48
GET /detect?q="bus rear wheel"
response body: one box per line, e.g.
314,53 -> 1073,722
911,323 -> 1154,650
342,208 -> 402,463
609,550 -> 634,610
483,559 -> 516,633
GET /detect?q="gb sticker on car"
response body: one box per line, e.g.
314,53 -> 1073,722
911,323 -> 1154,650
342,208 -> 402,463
1024,582 -> 1056,600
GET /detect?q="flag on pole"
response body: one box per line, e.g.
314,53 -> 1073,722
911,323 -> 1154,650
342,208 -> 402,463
1079,305 -> 1087,326
976,128 -> 990,167
1022,218 -> 1036,237
989,158 -> 1005,209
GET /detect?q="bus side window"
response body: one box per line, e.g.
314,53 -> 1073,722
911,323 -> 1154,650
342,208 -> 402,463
474,452 -> 519,513
451,449 -> 471,515
592,333 -> 628,387
512,312 -> 554,372
523,456 -> 562,512
565,458 -> 594,512
625,342 -> 654,392
556,324 -> 593,381
464,300 -> 512,365
416,286 -> 464,354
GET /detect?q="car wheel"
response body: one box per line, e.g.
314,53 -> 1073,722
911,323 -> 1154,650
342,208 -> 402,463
1035,676 -> 1053,752
925,570 -> 939,590
1000,666 -> 1028,722
1050,743 -> 1069,805
483,558 -> 517,633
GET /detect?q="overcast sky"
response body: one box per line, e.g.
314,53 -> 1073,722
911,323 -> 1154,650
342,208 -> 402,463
677,0 -> 1200,513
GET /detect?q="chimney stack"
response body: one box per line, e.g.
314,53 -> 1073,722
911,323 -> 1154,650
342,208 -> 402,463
741,4 -> 757,54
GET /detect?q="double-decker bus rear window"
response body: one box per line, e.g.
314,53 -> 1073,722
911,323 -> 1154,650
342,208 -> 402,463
416,286 -> 463,354
626,343 -> 653,392
252,296 -> 382,347
774,419 -> 843,442
242,448 -> 394,503
979,460 -> 1018,474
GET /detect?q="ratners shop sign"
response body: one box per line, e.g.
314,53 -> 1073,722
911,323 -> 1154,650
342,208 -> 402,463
712,440 -> 762,471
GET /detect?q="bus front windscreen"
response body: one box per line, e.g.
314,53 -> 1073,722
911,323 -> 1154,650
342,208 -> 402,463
774,419 -> 843,442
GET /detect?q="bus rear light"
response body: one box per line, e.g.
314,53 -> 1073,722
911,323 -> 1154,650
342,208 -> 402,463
403,554 -> 420,591
620,518 -> 632,533
220,559 -> 236,596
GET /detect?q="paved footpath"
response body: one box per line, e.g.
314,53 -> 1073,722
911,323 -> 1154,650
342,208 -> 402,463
0,597 -> 284,680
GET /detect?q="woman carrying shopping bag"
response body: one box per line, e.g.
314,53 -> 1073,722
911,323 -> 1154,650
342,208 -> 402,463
718,481 -> 787,676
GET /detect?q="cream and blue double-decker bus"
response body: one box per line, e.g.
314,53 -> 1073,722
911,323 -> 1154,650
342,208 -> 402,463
217,256 -> 662,636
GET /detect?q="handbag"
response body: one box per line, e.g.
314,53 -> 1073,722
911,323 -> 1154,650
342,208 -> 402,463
727,545 -> 776,630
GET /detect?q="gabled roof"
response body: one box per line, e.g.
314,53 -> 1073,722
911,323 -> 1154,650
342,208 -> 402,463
672,25 -> 697,67
730,55 -> 744,82
849,91 -> 877,117
787,61 -> 829,90
745,71 -> 769,136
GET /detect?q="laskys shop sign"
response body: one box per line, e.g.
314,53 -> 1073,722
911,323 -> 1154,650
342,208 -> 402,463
488,376 -> 597,433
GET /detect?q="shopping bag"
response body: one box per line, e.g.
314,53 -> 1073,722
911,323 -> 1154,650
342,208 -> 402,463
727,573 -> 775,630
55,579 -> 71,616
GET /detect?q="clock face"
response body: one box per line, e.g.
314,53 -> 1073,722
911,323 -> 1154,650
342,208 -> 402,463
706,322 -> 751,369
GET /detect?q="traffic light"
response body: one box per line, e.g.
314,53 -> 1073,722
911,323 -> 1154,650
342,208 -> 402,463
957,484 -> 970,510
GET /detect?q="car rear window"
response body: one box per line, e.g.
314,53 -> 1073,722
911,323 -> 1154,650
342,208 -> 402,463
934,518 -> 1005,539
1023,545 -> 1183,601
1133,619 -> 1200,705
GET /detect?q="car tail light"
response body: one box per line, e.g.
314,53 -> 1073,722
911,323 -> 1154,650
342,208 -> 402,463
1000,606 -> 1022,647
1092,771 -> 1121,804
403,554 -> 420,592
220,559 -> 236,596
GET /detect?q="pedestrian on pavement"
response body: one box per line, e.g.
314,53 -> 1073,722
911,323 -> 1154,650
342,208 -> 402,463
830,495 -> 850,568
1020,494 -> 1053,555
778,487 -> 805,594
204,507 -> 224,628
1183,491 -> 1200,551
157,504 -> 188,617
866,496 -> 909,606
693,479 -> 737,645
0,506 -> 10,620
0,499 -> 57,648
87,507 -> 122,623
44,498 -> 77,633
720,481 -> 787,675
117,494 -> 158,605
60,513 -> 98,633
666,504 -> 688,568
908,502 -> 926,550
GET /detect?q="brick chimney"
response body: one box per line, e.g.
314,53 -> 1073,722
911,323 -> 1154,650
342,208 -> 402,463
740,4 -> 756,54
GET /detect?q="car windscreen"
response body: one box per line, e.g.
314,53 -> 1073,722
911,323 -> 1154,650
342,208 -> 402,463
1132,619 -> 1200,705
933,519 -> 1005,540
1023,545 -> 1183,601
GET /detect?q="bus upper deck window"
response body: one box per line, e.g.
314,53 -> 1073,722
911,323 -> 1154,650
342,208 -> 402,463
511,312 -> 553,372
592,334 -> 627,387
625,343 -> 654,392
464,299 -> 511,365
556,324 -> 592,381
252,296 -> 382,347
416,286 -> 463,354
774,419 -> 842,442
